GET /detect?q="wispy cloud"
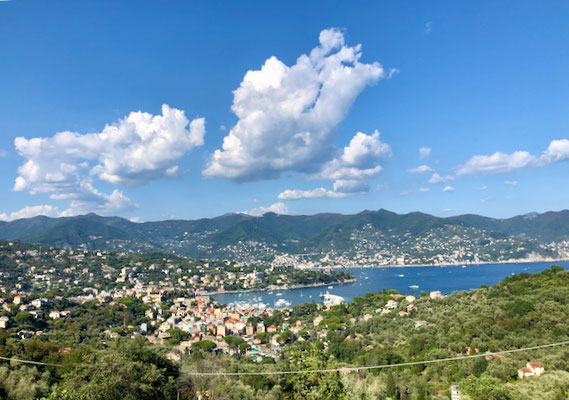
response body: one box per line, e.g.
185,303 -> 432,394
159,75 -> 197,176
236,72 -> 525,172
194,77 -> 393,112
419,147 -> 431,160
387,68 -> 400,79
425,21 -> 433,34
408,165 -> 433,174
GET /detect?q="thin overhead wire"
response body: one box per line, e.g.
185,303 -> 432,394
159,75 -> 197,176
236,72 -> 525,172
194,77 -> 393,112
0,356 -> 63,368
182,340 -> 569,376
2,340 -> 568,376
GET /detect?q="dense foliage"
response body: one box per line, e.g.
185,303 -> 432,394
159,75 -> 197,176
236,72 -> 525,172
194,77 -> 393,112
1,210 -> 568,263
181,266 -> 569,399
0,267 -> 568,398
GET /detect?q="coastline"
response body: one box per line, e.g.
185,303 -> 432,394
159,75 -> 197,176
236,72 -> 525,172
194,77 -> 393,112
205,259 -> 568,296
205,278 -> 357,296
320,257 -> 569,269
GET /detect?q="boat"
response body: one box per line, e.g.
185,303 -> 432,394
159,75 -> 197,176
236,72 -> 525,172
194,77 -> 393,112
275,299 -> 291,308
327,286 -> 333,289
462,265 -> 467,268
397,274 -> 405,277
276,292 -> 283,296
320,291 -> 345,306
408,285 -> 419,290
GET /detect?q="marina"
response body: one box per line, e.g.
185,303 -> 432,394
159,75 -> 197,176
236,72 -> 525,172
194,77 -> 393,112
212,260 -> 569,309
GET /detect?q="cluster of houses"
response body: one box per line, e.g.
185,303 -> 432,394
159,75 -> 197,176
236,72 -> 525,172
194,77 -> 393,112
518,362 -> 545,379
104,294 -> 303,362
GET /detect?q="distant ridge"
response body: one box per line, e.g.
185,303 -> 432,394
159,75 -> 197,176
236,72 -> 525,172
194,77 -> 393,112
1,209 -> 569,262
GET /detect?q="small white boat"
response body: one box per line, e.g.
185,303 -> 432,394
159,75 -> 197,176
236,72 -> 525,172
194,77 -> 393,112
462,265 -> 467,268
408,285 -> 419,290
275,299 -> 291,308
328,286 -> 333,289
397,274 -> 405,277
276,292 -> 283,296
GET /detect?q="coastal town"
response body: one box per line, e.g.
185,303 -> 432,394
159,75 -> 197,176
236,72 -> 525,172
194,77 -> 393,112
0,239 -> 563,399
0,240 -> 356,359
271,224 -> 569,269
0,239 -> 456,364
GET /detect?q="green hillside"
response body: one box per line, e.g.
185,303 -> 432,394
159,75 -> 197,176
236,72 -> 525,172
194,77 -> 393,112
183,266 -> 569,399
1,209 -> 569,263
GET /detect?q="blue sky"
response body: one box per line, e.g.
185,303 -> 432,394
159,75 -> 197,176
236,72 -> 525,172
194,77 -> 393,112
0,1 -> 568,221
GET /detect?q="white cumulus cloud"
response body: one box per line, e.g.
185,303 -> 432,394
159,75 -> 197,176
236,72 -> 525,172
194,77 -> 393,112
203,28 -> 384,182
456,138 -> 569,176
442,185 -> 455,192
541,139 -> 569,163
428,173 -> 454,184
244,202 -> 290,216
278,187 -> 351,200
280,129 -> 390,200
13,105 -> 204,216
0,205 -> 59,222
456,151 -> 538,175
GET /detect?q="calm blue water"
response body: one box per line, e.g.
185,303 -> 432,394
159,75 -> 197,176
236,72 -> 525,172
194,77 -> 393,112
212,261 -> 569,308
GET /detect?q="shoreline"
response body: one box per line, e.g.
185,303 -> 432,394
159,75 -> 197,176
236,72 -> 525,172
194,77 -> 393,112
205,259 -> 568,296
205,278 -> 357,296
319,257 -> 569,269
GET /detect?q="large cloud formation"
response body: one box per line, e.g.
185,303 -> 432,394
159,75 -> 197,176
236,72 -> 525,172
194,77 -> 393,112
13,105 -> 205,217
203,28 -> 384,183
278,129 -> 391,200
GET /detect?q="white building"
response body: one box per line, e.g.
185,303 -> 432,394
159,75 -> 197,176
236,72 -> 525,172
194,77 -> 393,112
518,362 -> 545,378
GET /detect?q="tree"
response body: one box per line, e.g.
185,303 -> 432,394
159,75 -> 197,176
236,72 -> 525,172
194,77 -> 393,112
46,342 -> 178,400
385,371 -> 398,399
192,340 -> 216,352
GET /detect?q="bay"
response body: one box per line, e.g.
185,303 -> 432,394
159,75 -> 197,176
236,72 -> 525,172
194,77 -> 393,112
212,261 -> 569,309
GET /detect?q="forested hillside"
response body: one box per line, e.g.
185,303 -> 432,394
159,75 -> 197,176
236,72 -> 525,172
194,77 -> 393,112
2,210 -> 569,264
0,267 -> 568,399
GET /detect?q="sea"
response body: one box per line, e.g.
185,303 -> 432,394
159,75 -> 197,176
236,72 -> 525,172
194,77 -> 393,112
211,261 -> 569,309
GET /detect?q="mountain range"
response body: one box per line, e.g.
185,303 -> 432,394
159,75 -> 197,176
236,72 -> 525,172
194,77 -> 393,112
1,209 -> 569,264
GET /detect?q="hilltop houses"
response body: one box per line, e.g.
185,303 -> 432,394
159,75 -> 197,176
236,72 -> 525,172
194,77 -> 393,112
518,362 -> 545,378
